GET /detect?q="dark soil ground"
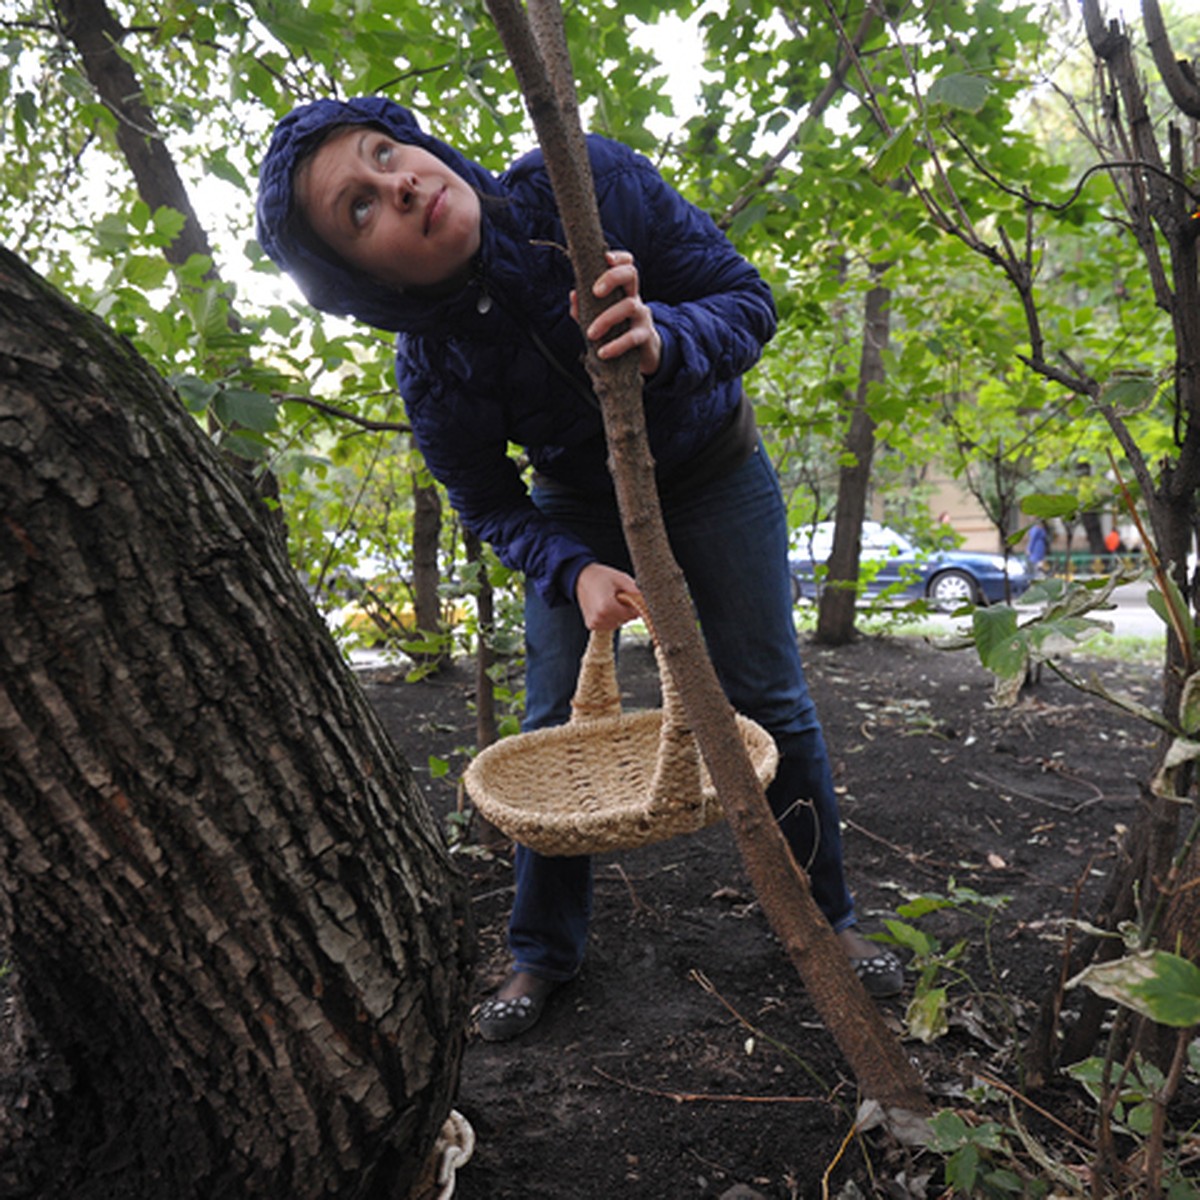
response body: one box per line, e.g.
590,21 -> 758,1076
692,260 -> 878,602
361,627 -> 1190,1199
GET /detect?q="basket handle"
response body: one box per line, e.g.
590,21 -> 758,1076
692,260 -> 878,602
631,596 -> 704,810
568,592 -> 703,810
568,624 -> 623,723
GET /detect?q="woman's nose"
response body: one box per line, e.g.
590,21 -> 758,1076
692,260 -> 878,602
390,171 -> 420,210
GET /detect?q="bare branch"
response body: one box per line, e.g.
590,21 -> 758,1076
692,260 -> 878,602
272,392 -> 410,434
1142,0 -> 1200,118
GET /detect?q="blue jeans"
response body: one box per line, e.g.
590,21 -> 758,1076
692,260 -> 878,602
509,444 -> 857,980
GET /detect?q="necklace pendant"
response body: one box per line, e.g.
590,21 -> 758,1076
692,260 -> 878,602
476,293 -> 493,315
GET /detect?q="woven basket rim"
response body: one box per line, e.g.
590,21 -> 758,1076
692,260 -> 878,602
465,709 -> 778,855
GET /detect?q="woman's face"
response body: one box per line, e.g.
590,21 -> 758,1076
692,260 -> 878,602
296,125 -> 482,291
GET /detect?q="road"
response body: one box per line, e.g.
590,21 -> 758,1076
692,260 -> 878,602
918,579 -> 1167,642
1102,581 -> 1166,640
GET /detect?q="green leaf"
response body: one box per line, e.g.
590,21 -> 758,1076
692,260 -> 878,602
171,374 -> 219,415
123,254 -> 170,290
204,150 -> 247,190
983,1167 -> 1026,1193
972,605 -> 1025,678
219,429 -> 270,461
94,213 -> 133,255
428,755 -> 449,779
896,894 -> 955,920
1021,493 -> 1079,519
926,1110 -> 971,1153
1179,673 -> 1200,736
946,1143 -> 979,1193
214,388 -> 278,433
1148,569 -> 1197,649
881,917 -> 938,956
152,206 -> 187,245
871,121 -> 916,183
928,72 -> 991,113
15,90 -> 37,132
906,985 -> 949,1043
1065,1056 -> 1108,1102
1125,1101 -> 1155,1136
1101,372 -> 1158,411
1069,951 -> 1200,1027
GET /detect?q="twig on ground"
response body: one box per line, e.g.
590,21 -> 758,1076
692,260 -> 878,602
822,1118 -> 862,1200
591,1066 -> 832,1107
974,1071 -> 1097,1150
841,818 -> 951,877
469,885 -> 515,905
966,770 -> 1107,814
607,861 -> 653,916
689,970 -> 844,1100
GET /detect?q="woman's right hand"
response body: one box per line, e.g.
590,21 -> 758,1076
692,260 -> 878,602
570,250 -> 662,377
575,563 -> 641,631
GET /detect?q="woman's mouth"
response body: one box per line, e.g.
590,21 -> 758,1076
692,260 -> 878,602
425,187 -> 446,235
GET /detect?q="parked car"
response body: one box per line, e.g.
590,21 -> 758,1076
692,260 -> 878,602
790,520 -> 1030,610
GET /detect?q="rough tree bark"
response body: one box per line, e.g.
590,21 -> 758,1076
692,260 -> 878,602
483,0 -> 928,1117
0,245 -> 473,1199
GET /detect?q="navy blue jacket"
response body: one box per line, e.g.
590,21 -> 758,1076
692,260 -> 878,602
257,97 -> 777,606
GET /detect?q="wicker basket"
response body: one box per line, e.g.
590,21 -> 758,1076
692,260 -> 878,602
464,602 -> 779,856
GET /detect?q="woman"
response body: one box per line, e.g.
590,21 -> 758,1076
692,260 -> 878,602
256,96 -> 902,1042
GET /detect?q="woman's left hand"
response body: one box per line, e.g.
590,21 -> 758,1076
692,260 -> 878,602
571,250 -> 662,377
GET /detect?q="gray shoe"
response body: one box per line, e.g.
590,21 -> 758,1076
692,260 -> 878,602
476,976 -> 559,1042
851,950 -> 904,998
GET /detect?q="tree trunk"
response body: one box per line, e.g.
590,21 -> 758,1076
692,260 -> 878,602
1024,2 -> 1200,1084
463,529 -> 503,846
410,474 -> 443,635
404,472 -> 447,670
0,246 -> 473,1199
816,277 -> 891,645
54,0 -> 218,273
485,0 -> 928,1116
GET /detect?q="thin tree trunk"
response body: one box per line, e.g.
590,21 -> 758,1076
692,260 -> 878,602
485,0 -> 928,1116
464,529 -> 503,846
0,246 -> 473,1198
405,473 -> 447,671
817,275 -> 891,645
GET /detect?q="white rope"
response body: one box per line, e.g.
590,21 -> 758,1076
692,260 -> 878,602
432,1110 -> 476,1200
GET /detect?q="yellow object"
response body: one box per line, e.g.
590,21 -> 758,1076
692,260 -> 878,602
464,596 -> 778,856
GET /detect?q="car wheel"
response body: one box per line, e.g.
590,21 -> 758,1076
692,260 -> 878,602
927,569 -> 978,611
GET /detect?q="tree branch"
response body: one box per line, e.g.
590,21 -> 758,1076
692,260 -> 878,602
1142,0 -> 1200,119
719,4 -> 879,230
52,0 -> 218,274
272,392 -> 411,434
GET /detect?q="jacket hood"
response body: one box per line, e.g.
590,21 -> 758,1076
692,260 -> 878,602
255,96 -> 501,331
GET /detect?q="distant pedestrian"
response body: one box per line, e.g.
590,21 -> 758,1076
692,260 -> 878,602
935,511 -> 956,548
1027,520 -> 1049,574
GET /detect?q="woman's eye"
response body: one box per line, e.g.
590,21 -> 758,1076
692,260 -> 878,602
350,197 -> 372,228
374,142 -> 394,168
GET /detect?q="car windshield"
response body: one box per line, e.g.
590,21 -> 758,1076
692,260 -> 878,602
861,526 -> 915,557
792,521 -> 933,563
